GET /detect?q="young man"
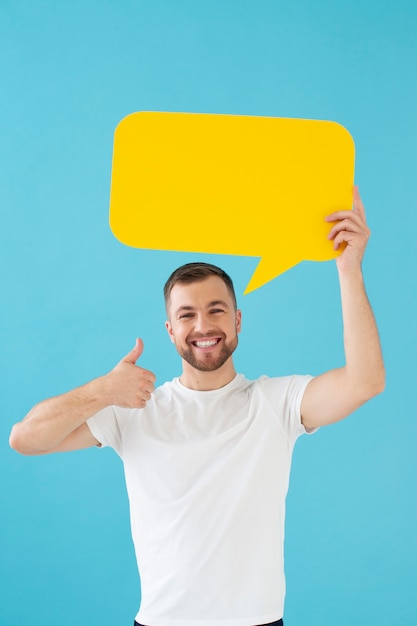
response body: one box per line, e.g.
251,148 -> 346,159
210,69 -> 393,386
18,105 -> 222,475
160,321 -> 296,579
10,188 -> 385,626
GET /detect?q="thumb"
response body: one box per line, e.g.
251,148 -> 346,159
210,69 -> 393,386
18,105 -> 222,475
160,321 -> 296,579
123,338 -> 144,364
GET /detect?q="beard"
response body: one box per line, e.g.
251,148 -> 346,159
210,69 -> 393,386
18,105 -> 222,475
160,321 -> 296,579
177,333 -> 239,372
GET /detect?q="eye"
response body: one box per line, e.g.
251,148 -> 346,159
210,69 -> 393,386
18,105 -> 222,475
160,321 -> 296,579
179,312 -> 194,319
210,308 -> 225,314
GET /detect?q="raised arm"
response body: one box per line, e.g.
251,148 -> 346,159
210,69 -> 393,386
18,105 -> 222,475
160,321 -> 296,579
300,187 -> 385,430
9,339 -> 156,455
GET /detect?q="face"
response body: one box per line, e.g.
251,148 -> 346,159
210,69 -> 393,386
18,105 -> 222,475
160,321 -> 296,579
165,276 -> 242,372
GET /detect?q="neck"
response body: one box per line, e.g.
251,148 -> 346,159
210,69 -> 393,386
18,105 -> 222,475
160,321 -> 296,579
179,358 -> 237,391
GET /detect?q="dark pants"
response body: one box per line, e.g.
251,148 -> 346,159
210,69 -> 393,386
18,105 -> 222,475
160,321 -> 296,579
134,619 -> 284,626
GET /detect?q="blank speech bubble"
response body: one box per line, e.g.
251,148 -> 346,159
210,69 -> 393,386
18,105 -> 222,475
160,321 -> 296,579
109,112 -> 355,294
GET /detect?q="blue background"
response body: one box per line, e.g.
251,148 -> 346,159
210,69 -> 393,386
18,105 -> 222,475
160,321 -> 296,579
1,1 -> 416,624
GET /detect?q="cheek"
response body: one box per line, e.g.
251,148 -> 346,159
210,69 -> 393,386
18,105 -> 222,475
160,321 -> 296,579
169,325 -> 187,345
227,322 -> 239,338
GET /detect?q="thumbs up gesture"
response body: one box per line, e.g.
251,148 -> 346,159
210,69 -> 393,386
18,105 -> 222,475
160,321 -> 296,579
103,339 -> 156,408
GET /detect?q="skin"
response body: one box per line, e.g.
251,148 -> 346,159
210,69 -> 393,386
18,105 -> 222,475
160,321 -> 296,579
300,186 -> 385,428
165,276 -> 242,391
9,186 -> 385,455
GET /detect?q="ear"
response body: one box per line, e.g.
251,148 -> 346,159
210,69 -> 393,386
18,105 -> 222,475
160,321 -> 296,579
235,309 -> 242,334
165,320 -> 176,344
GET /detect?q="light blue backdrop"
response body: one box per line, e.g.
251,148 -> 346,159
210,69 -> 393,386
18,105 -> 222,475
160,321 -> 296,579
1,1 -> 416,625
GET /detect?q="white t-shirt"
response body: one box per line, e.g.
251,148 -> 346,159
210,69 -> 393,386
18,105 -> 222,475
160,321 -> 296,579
87,373 -> 314,626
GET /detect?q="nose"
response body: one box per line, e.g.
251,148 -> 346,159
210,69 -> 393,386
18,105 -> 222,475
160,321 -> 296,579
193,312 -> 214,335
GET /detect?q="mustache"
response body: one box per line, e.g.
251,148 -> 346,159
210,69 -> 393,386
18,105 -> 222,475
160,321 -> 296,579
187,331 -> 225,341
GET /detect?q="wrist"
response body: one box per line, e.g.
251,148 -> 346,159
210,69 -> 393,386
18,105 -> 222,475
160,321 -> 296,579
85,375 -> 115,410
336,259 -> 364,281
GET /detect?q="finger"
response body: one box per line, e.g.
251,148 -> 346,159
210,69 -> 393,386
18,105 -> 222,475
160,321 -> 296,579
139,389 -> 152,402
327,218 -> 363,241
325,209 -> 363,225
135,384 -> 155,407
139,373 -> 157,389
122,338 -> 144,365
332,230 -> 355,250
353,185 -> 366,217
139,368 -> 157,385
325,186 -> 367,223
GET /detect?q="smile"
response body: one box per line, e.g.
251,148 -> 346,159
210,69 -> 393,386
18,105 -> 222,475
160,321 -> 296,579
191,339 -> 221,348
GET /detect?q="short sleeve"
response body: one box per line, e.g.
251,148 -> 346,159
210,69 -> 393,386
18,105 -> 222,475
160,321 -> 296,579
87,406 -> 124,457
256,374 -> 316,442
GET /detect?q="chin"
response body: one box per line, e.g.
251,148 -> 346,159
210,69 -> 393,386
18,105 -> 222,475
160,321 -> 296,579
179,339 -> 238,372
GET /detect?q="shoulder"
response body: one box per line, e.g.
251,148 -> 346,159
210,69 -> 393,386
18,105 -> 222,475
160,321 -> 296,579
248,373 -> 313,393
247,374 -> 314,411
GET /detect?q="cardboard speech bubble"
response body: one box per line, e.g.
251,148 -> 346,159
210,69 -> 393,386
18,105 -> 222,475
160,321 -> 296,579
109,112 -> 355,294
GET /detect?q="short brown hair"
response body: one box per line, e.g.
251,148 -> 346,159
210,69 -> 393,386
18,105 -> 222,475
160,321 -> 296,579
164,262 -> 237,310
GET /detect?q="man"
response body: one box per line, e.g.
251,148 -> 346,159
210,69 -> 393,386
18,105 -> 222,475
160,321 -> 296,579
10,187 -> 385,626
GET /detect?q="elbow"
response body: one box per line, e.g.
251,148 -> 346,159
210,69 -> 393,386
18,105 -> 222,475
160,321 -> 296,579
9,423 -> 38,456
362,367 -> 386,402
9,424 -> 24,454
373,364 -> 386,396
9,423 -> 27,455
375,374 -> 386,396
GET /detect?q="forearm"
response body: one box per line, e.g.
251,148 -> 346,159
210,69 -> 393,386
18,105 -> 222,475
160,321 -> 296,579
301,269 -> 385,428
9,376 -> 110,454
10,339 -> 156,455
338,266 -> 385,399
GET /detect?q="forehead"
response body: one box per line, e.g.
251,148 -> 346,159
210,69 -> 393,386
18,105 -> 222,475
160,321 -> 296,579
168,276 -> 234,311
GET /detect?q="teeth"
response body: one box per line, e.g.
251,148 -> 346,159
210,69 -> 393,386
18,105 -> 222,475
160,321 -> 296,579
195,340 -> 218,348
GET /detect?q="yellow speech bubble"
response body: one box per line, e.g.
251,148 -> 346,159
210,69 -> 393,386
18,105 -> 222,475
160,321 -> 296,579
109,112 -> 354,294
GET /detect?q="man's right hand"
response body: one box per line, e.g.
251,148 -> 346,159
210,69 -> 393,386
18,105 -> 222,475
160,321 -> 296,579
103,338 -> 156,409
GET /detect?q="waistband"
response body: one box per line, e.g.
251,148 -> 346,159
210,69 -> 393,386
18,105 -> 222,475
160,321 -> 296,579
135,620 -> 283,626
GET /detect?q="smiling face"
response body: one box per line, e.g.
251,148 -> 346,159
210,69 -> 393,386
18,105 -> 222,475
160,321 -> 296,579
165,275 -> 242,377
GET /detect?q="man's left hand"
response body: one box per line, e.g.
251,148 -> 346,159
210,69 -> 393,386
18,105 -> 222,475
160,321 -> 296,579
325,185 -> 370,273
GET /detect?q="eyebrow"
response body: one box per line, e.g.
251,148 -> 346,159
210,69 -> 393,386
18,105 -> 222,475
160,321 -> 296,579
174,300 -> 230,317
207,300 -> 230,309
